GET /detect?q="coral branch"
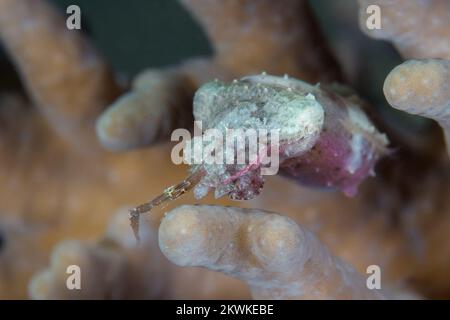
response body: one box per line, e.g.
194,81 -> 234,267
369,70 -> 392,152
180,0 -> 342,82
96,0 -> 342,151
0,0 -> 120,151
29,209 -> 250,299
159,205 -> 387,299
383,59 -> 450,156
2,0 -> 448,301
0,217 -> 48,299
188,74 -> 388,199
95,58 -> 229,151
358,0 -> 450,156
96,69 -> 195,151
29,240 -> 128,299
358,0 -> 450,59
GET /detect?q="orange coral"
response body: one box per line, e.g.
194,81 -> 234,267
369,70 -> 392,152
29,209 -> 250,299
0,0 -> 120,151
0,0 -> 449,300
384,59 -> 450,156
159,205 -> 390,299
358,0 -> 450,156
180,0 -> 341,82
358,0 -> 450,60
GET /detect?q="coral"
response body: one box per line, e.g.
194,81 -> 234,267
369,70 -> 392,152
159,205 -> 389,299
383,59 -> 450,156
0,0 -> 120,152
358,0 -> 450,60
29,209 -> 250,299
358,0 -> 450,156
33,203 -> 427,300
1,0 -> 450,301
31,163 -> 450,299
0,216 -> 50,299
0,0 -> 208,298
29,240 -> 129,299
179,0 -> 341,81
96,0 -> 342,151
188,74 -> 388,199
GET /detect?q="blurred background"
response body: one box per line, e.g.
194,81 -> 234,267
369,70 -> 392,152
1,0 -> 400,99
